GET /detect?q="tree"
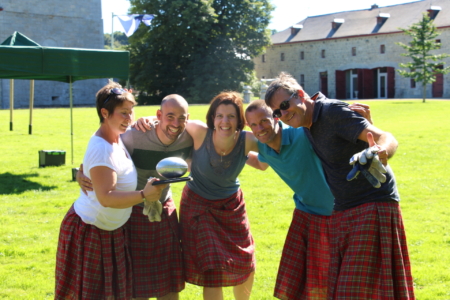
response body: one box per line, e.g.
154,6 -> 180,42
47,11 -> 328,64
104,31 -> 129,50
397,12 -> 450,103
128,0 -> 273,104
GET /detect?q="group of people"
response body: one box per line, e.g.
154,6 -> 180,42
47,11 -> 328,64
54,72 -> 415,300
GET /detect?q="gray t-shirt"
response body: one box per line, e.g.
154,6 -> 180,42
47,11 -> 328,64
121,126 -> 193,205
305,93 -> 400,211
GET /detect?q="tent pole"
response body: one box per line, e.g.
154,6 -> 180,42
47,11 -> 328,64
9,79 -> 13,131
29,80 -> 34,134
70,77 -> 74,165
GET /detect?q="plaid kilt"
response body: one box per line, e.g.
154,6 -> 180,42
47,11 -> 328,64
328,202 -> 415,300
127,198 -> 185,298
55,205 -> 132,300
180,185 -> 256,287
275,208 -> 331,300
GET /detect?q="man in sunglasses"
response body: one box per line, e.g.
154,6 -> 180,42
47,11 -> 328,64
264,72 -> 415,299
244,99 -> 371,300
77,93 -> 192,300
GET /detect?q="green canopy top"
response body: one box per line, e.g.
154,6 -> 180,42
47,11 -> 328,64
0,31 -> 129,82
1,31 -> 40,46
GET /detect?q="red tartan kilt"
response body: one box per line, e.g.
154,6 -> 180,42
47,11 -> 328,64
328,202 -> 415,299
275,208 -> 331,300
180,185 -> 255,287
55,205 -> 132,300
127,199 -> 185,298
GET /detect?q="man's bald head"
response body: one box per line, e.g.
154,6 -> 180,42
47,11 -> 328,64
161,94 -> 189,112
157,94 -> 190,144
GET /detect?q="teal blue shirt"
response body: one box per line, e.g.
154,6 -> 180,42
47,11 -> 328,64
257,122 -> 334,216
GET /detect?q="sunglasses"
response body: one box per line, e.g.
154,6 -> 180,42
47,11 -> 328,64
103,88 -> 126,106
272,92 -> 297,118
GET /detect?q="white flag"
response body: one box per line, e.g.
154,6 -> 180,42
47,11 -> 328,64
117,14 -> 154,37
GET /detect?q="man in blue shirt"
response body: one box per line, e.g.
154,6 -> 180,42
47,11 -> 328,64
245,99 -> 334,300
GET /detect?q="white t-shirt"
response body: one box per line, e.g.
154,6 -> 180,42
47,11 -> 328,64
74,135 -> 137,231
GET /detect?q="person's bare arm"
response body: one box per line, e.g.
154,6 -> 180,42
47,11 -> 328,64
76,164 -> 92,195
358,126 -> 398,165
132,116 -> 157,132
246,151 -> 269,170
349,102 -> 373,124
184,120 -> 208,149
90,166 -> 167,208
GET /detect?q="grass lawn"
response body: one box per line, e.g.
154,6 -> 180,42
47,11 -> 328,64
0,99 -> 449,299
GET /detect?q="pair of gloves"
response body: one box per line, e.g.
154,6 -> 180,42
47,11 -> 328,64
346,146 -> 387,188
143,199 -> 163,222
142,177 -> 163,222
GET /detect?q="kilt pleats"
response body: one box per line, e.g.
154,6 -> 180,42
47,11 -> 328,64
55,205 -> 132,300
127,199 -> 185,298
328,202 -> 415,300
275,208 -> 331,300
180,185 -> 255,287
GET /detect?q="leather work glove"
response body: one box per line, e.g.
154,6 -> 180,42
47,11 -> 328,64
349,146 -> 379,166
143,199 -> 163,222
347,152 -> 387,188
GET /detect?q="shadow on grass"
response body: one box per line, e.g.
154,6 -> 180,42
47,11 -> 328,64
0,172 -> 56,195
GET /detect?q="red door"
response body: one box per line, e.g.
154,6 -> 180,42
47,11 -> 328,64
335,70 -> 346,99
432,66 -> 443,97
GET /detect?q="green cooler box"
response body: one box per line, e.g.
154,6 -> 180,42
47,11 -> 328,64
39,150 -> 66,167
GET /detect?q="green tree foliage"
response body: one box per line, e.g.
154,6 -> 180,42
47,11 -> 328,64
104,31 -> 129,50
397,12 -> 450,102
128,0 -> 273,104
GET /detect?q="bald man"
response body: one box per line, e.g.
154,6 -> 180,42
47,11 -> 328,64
78,94 -> 192,300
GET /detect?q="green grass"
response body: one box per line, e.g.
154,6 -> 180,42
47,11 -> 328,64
0,99 -> 449,299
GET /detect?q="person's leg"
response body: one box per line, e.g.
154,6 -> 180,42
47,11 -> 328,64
203,287 -> 223,300
233,271 -> 255,300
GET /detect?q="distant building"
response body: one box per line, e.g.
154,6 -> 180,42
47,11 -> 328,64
0,0 -> 106,108
254,0 -> 450,99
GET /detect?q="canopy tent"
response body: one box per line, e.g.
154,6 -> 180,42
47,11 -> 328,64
0,31 -> 130,164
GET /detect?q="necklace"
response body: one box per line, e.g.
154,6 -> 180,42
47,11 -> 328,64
214,130 -> 238,162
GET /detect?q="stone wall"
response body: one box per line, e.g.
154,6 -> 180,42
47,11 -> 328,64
0,0 -> 107,108
255,28 -> 450,99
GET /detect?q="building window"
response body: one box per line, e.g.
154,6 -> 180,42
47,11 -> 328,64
300,74 -> 305,88
300,51 -> 304,60
410,79 -> 416,88
321,49 -> 325,58
380,44 -> 385,54
352,47 -> 356,56
435,39 -> 441,49
281,53 -> 285,61
262,54 -> 265,62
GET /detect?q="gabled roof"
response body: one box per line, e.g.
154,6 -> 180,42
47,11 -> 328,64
271,0 -> 450,44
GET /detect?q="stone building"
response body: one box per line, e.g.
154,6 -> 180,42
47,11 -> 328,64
254,0 -> 450,99
0,0 -> 106,108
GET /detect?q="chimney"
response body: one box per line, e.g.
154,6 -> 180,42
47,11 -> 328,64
427,6 -> 441,19
332,19 -> 344,30
290,24 -> 303,35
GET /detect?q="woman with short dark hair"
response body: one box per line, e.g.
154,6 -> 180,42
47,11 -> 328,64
55,81 -> 167,300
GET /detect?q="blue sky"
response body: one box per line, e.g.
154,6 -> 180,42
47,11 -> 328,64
101,0 -> 420,34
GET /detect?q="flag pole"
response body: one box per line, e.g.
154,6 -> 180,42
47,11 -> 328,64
111,12 -> 115,50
